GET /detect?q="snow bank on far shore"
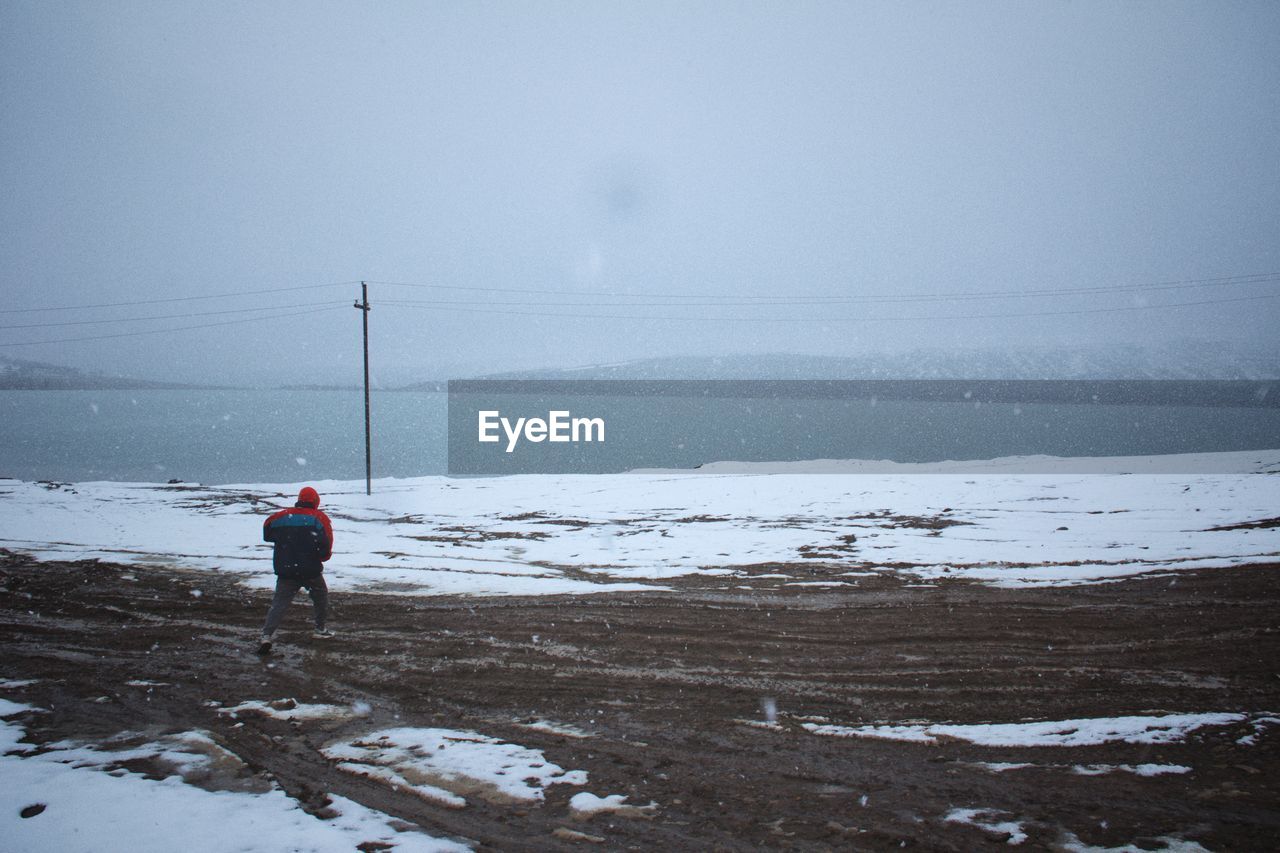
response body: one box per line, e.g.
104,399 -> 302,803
633,448 -> 1280,475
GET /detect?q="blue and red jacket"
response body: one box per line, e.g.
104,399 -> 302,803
263,488 -> 333,579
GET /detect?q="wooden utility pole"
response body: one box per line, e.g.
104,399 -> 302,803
354,281 -> 372,495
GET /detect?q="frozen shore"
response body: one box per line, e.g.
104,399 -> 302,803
0,449 -> 1277,595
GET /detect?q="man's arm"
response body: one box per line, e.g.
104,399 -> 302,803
319,511 -> 334,561
263,510 -> 283,543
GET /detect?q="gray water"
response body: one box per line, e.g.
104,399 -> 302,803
448,388 -> 1280,475
0,390 -> 446,484
2,389 -> 1277,483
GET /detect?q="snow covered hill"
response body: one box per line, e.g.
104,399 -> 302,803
0,356 -> 221,390
485,343 -> 1280,381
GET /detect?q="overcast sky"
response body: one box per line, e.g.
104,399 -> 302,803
2,1 -> 1278,385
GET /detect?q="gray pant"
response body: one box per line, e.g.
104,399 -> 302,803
262,575 -> 327,636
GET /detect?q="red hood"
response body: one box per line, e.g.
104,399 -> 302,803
297,486 -> 320,508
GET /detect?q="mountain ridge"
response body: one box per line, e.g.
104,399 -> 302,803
0,356 -> 232,390
481,344 -> 1280,381
5,342 -> 1278,390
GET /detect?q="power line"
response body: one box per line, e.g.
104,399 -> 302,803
0,300 -> 351,331
3,273 -> 1277,348
367,271 -> 1280,303
0,281 -> 359,315
0,305 -> 344,348
378,276 -> 1280,309
377,290 -> 1280,324
2,271 -> 1277,316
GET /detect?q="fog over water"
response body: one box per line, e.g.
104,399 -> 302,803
2,2 -> 1279,387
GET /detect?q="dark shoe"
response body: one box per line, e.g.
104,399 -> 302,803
256,634 -> 273,655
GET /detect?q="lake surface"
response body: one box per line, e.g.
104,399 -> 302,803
0,390 -> 446,484
1,388 -> 1277,482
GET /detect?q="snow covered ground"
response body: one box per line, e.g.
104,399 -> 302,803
0,695 -> 645,852
0,705 -> 467,853
2,451 -> 1276,851
0,450 -> 1276,595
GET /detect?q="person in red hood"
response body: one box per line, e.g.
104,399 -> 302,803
257,486 -> 334,654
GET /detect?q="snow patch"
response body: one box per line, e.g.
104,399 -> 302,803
216,698 -> 360,721
568,792 -> 657,818
944,807 -> 1028,845
0,698 -> 42,717
33,729 -> 243,781
736,718 -> 784,731
514,718 -> 592,738
1059,832 -> 1211,852
1072,763 -> 1191,777
1235,714 -> 1280,745
973,761 -> 1190,776
0,718 -> 465,852
804,712 -> 1248,746
323,726 -> 588,805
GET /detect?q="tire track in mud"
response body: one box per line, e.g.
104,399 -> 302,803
2,550 -> 1278,850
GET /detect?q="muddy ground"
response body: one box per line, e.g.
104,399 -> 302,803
1,550 -> 1278,851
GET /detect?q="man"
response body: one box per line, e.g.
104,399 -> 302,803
258,486 -> 333,654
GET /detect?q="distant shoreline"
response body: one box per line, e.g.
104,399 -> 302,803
0,379 -> 235,391
0,383 -> 449,392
